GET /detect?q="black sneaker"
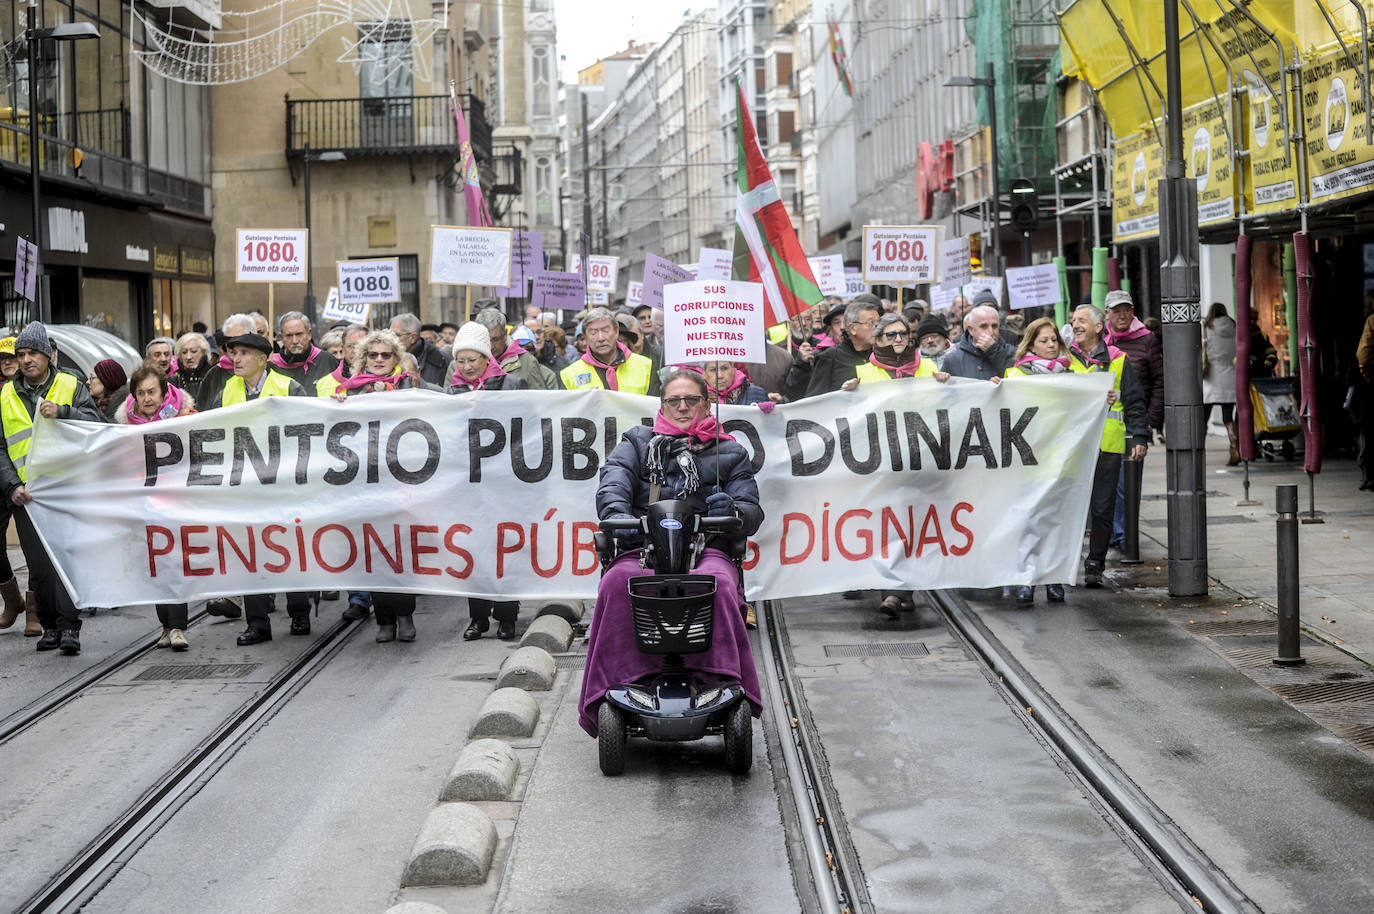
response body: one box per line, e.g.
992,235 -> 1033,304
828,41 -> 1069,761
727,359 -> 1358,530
36,629 -> 61,651
59,630 -> 81,655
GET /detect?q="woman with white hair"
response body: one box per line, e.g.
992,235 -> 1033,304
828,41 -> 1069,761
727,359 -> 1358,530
171,331 -> 213,393
446,321 -> 525,640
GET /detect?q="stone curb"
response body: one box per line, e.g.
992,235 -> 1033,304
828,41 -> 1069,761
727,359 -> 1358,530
519,614 -> 573,653
386,903 -> 449,914
468,687 -> 540,738
441,738 -> 519,801
535,600 -> 584,623
401,803 -> 497,886
496,646 -> 557,691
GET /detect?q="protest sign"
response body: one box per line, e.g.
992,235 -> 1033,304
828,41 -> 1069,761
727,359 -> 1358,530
963,275 -> 1004,306
321,286 -> 369,325
696,247 -> 733,280
861,225 -> 940,283
572,254 -> 618,293
627,281 -> 644,307
336,258 -> 400,307
940,236 -> 972,290
807,254 -> 845,296
641,252 -> 693,310
492,232 -> 544,297
843,267 -> 867,298
1005,263 -> 1062,311
531,271 -> 585,310
27,378 -> 1109,606
15,237 -> 37,302
429,225 -> 513,286
663,280 -> 765,365
236,229 -> 308,283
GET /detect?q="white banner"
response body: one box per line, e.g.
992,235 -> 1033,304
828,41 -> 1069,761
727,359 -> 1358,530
25,380 -> 1110,607
862,225 -> 940,283
429,225 -> 513,286
236,229 -> 308,283
337,258 -> 401,306
696,247 -> 733,280
940,236 -> 972,290
663,280 -> 765,365
807,254 -> 846,297
1006,262 -> 1062,311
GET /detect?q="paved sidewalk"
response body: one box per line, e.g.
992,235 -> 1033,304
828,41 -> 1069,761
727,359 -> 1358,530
1132,435 -> 1373,665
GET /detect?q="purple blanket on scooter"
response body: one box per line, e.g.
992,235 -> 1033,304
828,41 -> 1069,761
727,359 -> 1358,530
578,548 -> 763,737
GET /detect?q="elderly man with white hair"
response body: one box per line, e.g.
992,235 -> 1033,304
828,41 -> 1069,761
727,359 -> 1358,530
559,307 -> 659,395
1069,303 -> 1149,588
941,304 -> 1015,380
388,312 -> 449,385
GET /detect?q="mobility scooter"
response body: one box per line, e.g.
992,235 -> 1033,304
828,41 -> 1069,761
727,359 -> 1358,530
595,500 -> 752,776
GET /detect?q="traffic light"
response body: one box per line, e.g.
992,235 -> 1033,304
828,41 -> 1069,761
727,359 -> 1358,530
1010,178 -> 1039,231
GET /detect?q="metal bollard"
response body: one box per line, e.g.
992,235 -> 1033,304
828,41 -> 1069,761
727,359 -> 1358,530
1121,456 -> 1143,565
1273,484 -> 1306,667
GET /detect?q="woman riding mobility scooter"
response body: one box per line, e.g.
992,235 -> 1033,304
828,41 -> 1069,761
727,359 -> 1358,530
579,369 -> 765,775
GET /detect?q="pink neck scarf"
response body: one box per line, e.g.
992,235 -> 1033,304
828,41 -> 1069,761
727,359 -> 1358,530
339,366 -> 413,391
270,344 -> 324,370
216,353 -> 233,370
869,349 -> 922,378
498,341 -> 526,363
450,358 -> 507,389
651,410 -> 735,443
1105,318 -> 1152,345
580,343 -> 632,390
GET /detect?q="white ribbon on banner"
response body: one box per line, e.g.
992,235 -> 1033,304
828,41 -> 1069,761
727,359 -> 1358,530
25,379 -> 1110,607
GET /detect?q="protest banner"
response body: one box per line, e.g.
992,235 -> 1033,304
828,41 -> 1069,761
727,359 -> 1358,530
320,286 -> 368,325
336,258 -> 400,307
641,252 -> 693,310
940,236 -> 972,290
26,378 -> 1109,606
807,254 -> 845,297
1005,263 -> 1062,311
663,280 -> 766,365
861,225 -> 940,283
492,232 -> 544,297
429,225 -> 513,287
696,248 -> 733,280
236,229 -> 308,283
572,254 -> 618,293
15,237 -> 37,302
963,275 -> 1004,306
627,281 -> 644,307
531,271 -> 585,311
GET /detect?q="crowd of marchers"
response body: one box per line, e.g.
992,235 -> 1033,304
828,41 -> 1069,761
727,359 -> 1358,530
2,281 -> 1247,653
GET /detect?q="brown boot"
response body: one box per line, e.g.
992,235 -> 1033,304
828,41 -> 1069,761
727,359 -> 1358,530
0,575 -> 21,628
23,591 -> 41,637
1225,420 -> 1241,467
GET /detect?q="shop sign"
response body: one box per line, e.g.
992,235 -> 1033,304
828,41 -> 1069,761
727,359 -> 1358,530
153,244 -> 180,276
1240,45 -> 1297,216
1183,100 -> 1235,227
181,247 -> 213,279
125,244 -> 151,264
1111,130 -> 1162,241
1301,50 -> 1374,204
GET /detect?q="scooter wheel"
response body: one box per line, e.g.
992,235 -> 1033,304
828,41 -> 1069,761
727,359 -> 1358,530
598,702 -> 626,776
723,700 -> 752,775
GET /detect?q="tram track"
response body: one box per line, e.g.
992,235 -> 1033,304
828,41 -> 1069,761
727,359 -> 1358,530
0,609 -> 211,746
759,598 -> 874,914
11,615 -> 365,914
926,589 -> 1262,914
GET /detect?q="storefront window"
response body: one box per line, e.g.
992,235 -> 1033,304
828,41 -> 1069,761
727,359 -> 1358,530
81,273 -> 135,342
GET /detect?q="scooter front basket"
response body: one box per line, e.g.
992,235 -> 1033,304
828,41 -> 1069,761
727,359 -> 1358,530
627,573 -> 717,654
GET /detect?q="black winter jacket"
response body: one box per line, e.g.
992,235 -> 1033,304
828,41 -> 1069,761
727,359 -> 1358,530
408,337 -> 450,386
802,338 -> 869,398
940,334 -> 1015,381
597,425 -> 764,544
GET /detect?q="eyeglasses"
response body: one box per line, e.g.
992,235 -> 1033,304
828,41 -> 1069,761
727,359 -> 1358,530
851,319 -> 878,328
366,350 -> 395,360
879,330 -> 910,341
663,395 -> 706,409
454,356 -> 486,367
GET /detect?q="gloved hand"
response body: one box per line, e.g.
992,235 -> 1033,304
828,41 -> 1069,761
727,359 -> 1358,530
704,490 -> 735,516
605,513 -> 635,522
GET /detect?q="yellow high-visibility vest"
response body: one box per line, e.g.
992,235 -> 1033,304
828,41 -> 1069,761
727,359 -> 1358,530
315,373 -> 340,397
560,352 -> 653,394
221,370 -> 295,406
1070,348 -> 1127,454
854,358 -> 936,383
1,372 -> 78,483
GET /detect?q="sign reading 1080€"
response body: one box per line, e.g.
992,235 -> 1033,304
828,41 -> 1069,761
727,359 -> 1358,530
336,258 -> 401,306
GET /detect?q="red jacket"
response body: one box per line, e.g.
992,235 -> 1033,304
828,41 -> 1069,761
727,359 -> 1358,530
1108,329 -> 1164,431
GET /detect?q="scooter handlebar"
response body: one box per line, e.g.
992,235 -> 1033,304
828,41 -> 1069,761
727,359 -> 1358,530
599,517 -> 644,533
701,515 -> 743,534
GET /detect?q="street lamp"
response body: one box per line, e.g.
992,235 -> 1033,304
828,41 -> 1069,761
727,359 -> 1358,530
25,1 -> 99,323
945,63 -> 1001,282
302,142 -> 345,323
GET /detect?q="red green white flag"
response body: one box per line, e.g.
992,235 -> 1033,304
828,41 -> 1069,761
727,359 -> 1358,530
730,83 -> 823,327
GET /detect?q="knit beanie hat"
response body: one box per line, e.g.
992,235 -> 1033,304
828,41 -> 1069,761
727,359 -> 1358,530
971,289 -> 1000,309
14,321 -> 52,356
451,321 -> 492,359
916,313 -> 949,340
93,359 -> 127,392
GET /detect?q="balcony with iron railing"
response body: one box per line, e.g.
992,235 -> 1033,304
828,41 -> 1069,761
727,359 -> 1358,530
285,93 -> 492,164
